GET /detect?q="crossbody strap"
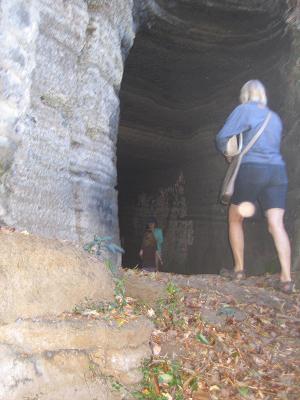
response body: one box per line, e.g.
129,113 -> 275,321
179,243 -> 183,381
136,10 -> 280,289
240,112 -> 271,157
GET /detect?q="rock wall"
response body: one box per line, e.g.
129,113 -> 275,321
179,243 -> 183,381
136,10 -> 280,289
0,0 -> 136,245
0,231 -> 153,399
284,7 -> 300,280
119,170 -> 195,271
0,0 -> 39,222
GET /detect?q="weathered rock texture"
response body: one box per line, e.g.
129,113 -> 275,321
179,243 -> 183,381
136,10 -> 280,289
0,231 -> 153,399
0,231 -> 114,323
0,344 -> 116,400
0,0 -> 136,246
0,0 -> 300,275
0,316 -> 153,399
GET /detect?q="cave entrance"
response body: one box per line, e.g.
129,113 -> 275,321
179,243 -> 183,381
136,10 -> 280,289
117,3 -> 292,274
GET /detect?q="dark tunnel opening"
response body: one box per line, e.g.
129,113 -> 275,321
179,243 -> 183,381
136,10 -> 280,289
117,1 -> 292,274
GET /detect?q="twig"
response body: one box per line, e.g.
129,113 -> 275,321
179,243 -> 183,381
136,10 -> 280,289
183,374 -> 197,389
152,374 -> 160,395
276,313 -> 300,323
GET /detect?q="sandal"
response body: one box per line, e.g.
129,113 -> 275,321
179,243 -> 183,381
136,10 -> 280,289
277,281 -> 296,294
220,268 -> 246,281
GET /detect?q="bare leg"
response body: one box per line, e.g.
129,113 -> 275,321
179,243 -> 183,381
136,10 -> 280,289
155,252 -> 159,272
228,204 -> 245,272
266,208 -> 291,282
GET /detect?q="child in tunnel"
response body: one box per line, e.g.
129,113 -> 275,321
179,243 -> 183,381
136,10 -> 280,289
139,217 -> 163,272
139,227 -> 158,272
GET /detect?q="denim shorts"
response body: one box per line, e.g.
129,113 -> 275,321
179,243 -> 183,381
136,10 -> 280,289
231,163 -> 288,211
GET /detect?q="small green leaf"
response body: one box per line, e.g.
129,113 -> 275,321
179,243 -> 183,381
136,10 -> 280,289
94,235 -> 112,242
158,373 -> 173,384
105,243 -> 125,254
196,333 -> 210,345
239,386 -> 249,397
83,242 -> 94,252
218,306 -> 236,316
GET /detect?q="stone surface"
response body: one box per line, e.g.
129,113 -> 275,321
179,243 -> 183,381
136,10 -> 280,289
0,230 -> 153,398
0,316 -> 153,387
0,0 -> 136,247
123,271 -> 168,304
0,316 -> 153,354
0,231 -> 115,323
0,344 -> 119,400
0,0 -> 39,223
122,270 -> 282,310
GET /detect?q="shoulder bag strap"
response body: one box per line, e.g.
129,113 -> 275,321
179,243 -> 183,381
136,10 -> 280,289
240,111 -> 272,157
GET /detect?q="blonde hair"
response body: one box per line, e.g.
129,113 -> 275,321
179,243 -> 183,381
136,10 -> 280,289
240,80 -> 267,106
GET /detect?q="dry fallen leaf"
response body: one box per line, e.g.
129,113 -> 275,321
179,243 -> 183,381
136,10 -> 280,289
152,343 -> 162,356
122,270 -> 300,399
192,389 -> 211,400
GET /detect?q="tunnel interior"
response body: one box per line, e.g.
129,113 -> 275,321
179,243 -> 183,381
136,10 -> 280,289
117,1 -> 292,273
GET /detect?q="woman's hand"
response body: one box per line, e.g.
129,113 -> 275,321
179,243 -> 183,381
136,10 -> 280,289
225,155 -> 233,163
139,249 -> 143,258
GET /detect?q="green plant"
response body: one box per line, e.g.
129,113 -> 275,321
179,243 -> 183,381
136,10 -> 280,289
133,359 -> 198,399
238,386 -> 250,397
105,259 -> 118,275
84,235 -> 124,257
84,236 -> 123,278
73,304 -> 81,314
72,277 -> 127,318
154,282 -> 186,330
111,379 -> 127,392
133,300 -> 149,315
113,278 -> 127,311
166,281 -> 180,297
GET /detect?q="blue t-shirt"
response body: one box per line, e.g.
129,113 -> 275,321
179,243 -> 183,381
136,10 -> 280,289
216,101 -> 285,165
153,228 -> 163,254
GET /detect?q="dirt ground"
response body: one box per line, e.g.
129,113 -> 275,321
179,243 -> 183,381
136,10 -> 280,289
1,226 -> 299,399
121,269 -> 300,400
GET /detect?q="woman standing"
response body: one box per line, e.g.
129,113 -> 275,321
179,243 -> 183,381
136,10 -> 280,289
216,80 -> 294,293
139,217 -> 163,271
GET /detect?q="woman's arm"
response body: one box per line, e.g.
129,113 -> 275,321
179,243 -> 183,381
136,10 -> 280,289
216,104 -> 250,154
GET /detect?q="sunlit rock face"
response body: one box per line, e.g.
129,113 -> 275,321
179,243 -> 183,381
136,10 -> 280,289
0,0 -> 136,245
0,0 -> 299,274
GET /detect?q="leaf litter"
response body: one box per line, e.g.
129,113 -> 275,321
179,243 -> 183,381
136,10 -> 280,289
71,268 -> 300,399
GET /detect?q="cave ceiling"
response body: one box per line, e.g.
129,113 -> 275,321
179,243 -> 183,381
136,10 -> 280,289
118,0 -> 291,166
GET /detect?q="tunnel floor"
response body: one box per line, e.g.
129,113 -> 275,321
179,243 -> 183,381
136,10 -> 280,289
122,267 -> 300,398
